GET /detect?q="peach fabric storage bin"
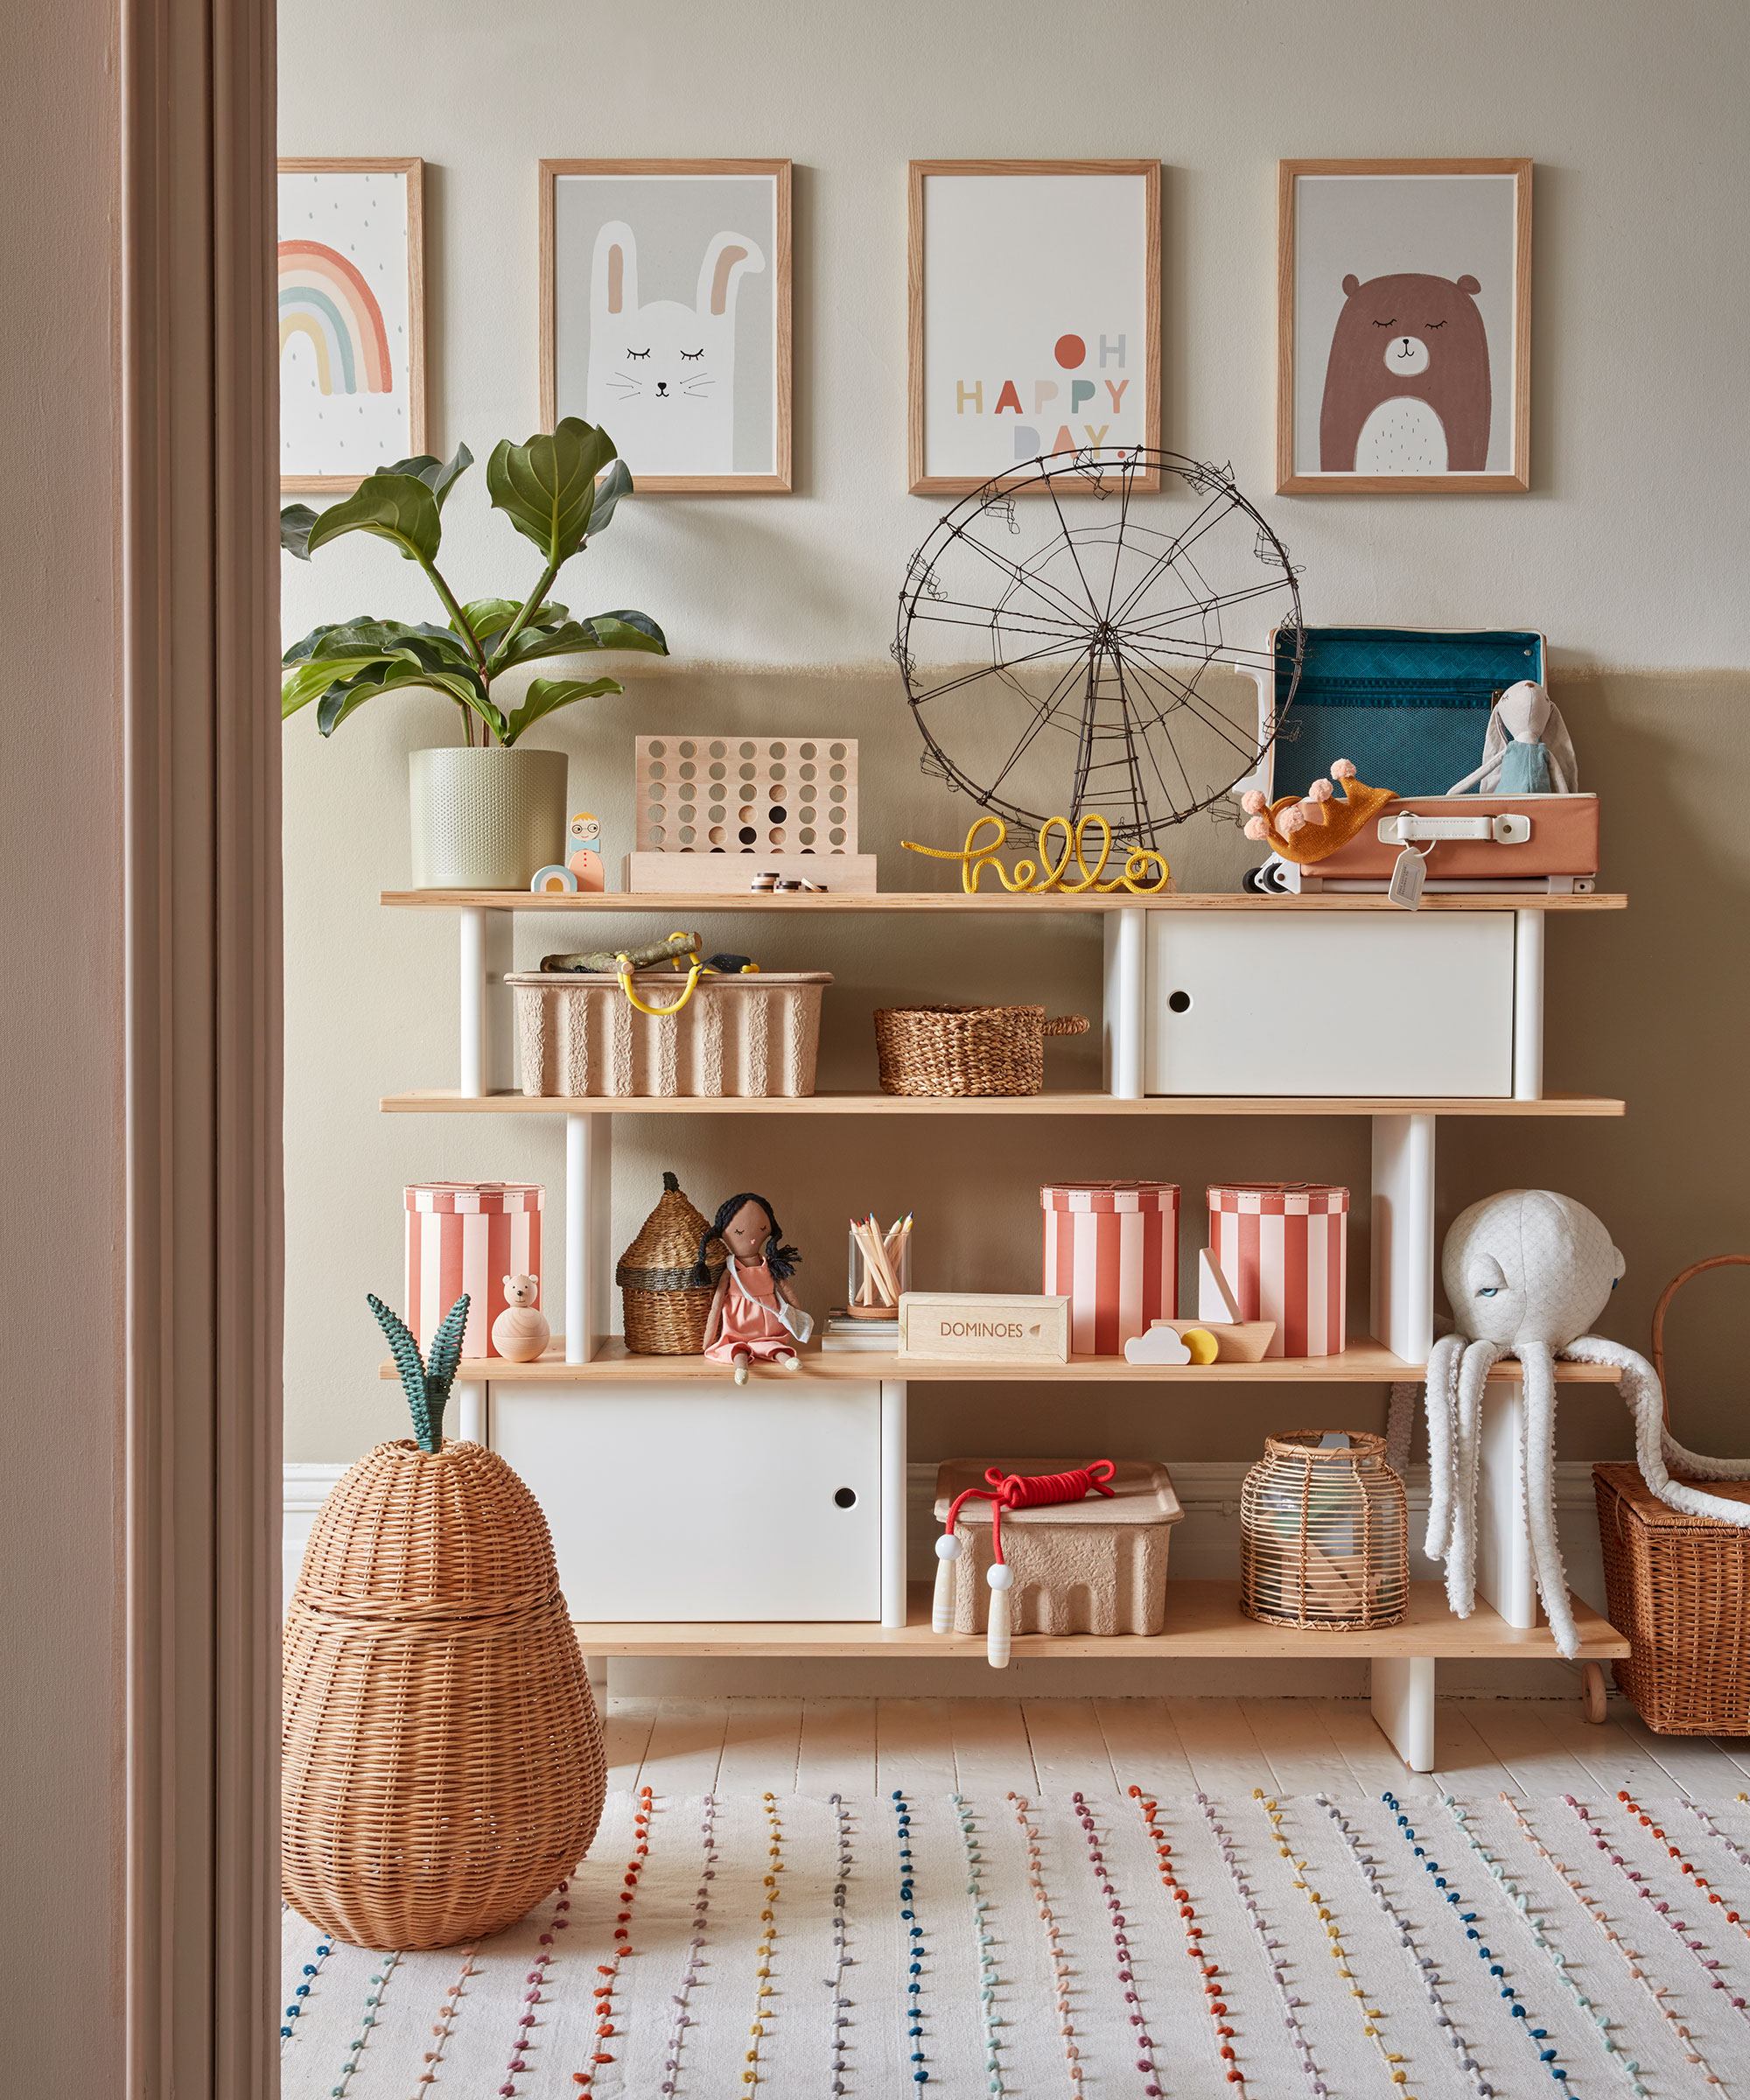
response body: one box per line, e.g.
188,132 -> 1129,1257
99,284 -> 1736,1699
404,1181 -> 542,1360
934,1458 -> 1183,1636
1206,1181 -> 1348,1359
508,970 -> 831,1098
1041,1180 -> 1180,1355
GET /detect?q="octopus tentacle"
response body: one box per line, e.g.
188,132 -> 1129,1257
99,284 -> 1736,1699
1421,1334 -> 1467,1564
1519,1344 -> 1580,1659
1446,1338 -> 1501,1619
1384,1379 -> 1420,1481
1563,1334 -> 1750,1523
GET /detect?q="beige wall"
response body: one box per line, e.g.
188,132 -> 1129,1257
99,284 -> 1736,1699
279,0 -> 1750,1470
0,2 -> 125,2089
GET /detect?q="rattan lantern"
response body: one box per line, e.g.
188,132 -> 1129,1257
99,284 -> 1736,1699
1240,1430 -> 1408,1630
283,1296 -> 604,1949
616,1169 -> 724,1354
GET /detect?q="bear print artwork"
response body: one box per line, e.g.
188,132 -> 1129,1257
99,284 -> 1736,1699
586,220 -> 765,477
1319,270 -> 1491,473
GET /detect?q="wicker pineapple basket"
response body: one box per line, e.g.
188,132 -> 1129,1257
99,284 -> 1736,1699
873,1004 -> 1090,1096
283,1438 -> 605,1949
1239,1430 -> 1409,1630
615,1169 -> 725,1354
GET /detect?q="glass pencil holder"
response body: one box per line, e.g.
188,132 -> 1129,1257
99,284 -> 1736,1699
846,1228 -> 912,1317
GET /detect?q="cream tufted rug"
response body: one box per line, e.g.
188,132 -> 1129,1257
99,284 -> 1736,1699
281,1785 -> 1750,2097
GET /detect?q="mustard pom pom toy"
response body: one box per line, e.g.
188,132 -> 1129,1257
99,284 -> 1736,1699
1240,758 -> 1397,866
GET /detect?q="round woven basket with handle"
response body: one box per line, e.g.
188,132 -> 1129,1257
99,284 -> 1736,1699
615,1168 -> 725,1353
1239,1429 -> 1408,1631
873,1004 -> 1089,1096
283,1438 -> 604,1949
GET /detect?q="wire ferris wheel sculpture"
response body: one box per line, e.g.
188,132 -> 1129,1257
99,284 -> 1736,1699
894,447 -> 1304,845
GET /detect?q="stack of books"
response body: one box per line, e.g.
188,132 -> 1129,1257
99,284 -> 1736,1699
820,1309 -> 900,1353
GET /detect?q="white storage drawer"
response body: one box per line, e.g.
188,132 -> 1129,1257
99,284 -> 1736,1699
490,1380 -> 882,1621
1144,911 -> 1516,1096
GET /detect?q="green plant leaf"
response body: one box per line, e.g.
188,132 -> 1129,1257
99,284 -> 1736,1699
280,504 -> 319,560
317,663 -> 505,740
486,417 -> 618,564
502,675 -> 623,746
280,652 -> 405,718
458,597 -> 571,647
368,1293 -> 431,1444
386,442 -> 473,508
296,619 -> 473,668
584,458 -> 633,537
494,611 -> 670,672
305,470 -> 443,564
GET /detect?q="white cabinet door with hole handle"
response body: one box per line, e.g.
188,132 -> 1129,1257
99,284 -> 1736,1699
1145,912 -> 1516,1096
491,1380 -> 883,1620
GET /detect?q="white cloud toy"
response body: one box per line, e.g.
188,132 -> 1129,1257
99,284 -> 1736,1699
1124,1326 -> 1193,1366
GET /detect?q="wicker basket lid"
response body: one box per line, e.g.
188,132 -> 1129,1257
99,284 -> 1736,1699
293,1439 -> 560,1618
616,1169 -> 724,1292
1595,1462 -> 1750,1529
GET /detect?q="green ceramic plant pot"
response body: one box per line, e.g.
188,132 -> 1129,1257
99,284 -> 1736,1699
409,746 -> 568,890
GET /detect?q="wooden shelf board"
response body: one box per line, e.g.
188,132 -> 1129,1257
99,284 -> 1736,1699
388,1334 -> 1622,1385
564,1578 -> 1628,1660
382,887 -> 1626,915
382,1086 -> 1625,1118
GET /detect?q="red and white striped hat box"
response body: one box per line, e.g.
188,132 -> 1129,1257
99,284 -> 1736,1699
1041,1181 -> 1180,1357
1205,1182 -> 1348,1359
403,1182 -> 543,1359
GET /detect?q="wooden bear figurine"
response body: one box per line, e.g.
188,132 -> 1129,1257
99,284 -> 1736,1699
492,1273 -> 551,1362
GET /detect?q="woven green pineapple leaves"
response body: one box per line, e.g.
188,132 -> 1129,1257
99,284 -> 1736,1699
368,1292 -> 470,1452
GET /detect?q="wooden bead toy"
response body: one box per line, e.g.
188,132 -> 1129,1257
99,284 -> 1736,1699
492,1273 -> 550,1362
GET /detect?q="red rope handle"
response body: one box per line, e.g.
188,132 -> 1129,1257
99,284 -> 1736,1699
943,1461 -> 1116,1564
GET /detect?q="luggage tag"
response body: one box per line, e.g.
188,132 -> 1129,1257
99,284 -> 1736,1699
1387,839 -> 1435,911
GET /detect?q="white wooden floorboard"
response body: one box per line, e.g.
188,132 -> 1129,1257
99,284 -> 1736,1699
1530,1697 -> 1683,1796
716,1697 -> 804,1794
1240,1697 -> 1362,1797
602,1696 -> 660,1792
637,1698 -> 728,1796
874,1698 -> 958,1796
1319,1697 -> 1438,1797
1455,1698 -> 1600,1797
1429,1703 -> 1516,1795
795,1695 -> 878,1796
1092,1697 -> 1199,1795
1166,1697 -> 1270,1793
950,1697 -> 1038,1793
1021,1698 -> 1120,1798
1614,1711 -> 1750,1797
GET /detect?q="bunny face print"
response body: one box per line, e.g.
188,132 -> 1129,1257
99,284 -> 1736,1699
586,222 -> 764,476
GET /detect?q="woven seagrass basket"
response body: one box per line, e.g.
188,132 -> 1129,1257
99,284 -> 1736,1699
283,1439 -> 604,1948
1595,1253 -> 1750,1734
615,1169 -> 725,1354
873,1004 -> 1089,1097
1239,1430 -> 1409,1630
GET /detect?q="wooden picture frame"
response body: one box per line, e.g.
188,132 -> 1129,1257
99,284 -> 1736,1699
907,159 -> 1161,496
540,158 -> 793,494
1276,158 -> 1531,494
277,157 -> 425,494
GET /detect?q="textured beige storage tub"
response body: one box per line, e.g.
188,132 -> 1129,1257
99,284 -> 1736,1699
934,1457 -> 1183,1636
508,970 -> 831,1098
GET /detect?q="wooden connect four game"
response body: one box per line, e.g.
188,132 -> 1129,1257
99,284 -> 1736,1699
635,737 -> 859,857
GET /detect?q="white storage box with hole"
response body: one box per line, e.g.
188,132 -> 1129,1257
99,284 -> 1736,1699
508,970 -> 831,1097
491,1381 -> 883,1620
1142,911 -> 1516,1096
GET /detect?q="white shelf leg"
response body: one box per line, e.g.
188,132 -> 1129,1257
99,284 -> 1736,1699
458,906 -> 514,1096
1371,1655 -> 1436,1771
880,1380 -> 907,1628
1513,906 -> 1545,1102
1105,906 -> 1146,1101
564,1113 -> 613,1366
1370,1113 -> 1436,1362
1475,1374 -> 1538,1628
452,1378 -> 486,1446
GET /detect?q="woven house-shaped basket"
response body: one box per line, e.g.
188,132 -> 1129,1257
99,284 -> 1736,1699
616,1169 -> 725,1354
283,1439 -> 605,1949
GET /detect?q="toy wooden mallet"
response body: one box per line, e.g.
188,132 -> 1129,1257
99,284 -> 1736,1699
934,1462 -> 1117,1667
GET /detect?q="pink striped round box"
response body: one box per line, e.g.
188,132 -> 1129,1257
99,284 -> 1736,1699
403,1182 -> 543,1360
1206,1181 -> 1348,1359
1041,1181 -> 1180,1356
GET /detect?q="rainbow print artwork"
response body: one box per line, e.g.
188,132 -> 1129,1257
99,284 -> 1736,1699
277,241 -> 393,396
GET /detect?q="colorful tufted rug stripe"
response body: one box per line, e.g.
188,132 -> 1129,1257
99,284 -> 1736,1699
280,1788 -> 1750,2097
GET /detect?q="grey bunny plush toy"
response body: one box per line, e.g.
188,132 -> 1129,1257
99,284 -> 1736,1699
1448,680 -> 1578,795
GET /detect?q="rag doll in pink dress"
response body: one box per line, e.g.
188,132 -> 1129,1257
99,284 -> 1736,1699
696,1192 -> 812,1383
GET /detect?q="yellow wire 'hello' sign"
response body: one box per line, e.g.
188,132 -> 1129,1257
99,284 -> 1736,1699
901,813 -> 1172,896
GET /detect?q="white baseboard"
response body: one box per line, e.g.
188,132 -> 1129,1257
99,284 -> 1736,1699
284,1459 -> 1608,1700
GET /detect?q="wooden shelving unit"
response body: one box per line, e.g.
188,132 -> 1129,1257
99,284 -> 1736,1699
378,882 -> 1630,1771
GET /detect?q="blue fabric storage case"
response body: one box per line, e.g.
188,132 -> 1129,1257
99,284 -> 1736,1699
1268,627 -> 1545,800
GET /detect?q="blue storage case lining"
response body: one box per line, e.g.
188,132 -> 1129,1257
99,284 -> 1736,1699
1270,627 -> 1544,800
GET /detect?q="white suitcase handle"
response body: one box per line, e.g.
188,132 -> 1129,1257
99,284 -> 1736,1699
1379,811 -> 1531,845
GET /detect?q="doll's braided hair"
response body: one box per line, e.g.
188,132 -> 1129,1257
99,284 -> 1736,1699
693,1192 -> 801,1286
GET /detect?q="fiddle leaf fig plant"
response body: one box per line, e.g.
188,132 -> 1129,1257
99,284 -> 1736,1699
280,418 -> 667,746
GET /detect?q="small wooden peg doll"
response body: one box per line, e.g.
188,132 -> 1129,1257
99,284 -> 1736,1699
567,810 -> 606,892
491,1273 -> 551,1362
695,1193 -> 812,1383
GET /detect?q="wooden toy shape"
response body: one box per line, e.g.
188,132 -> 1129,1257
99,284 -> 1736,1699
567,810 -> 606,892
491,1273 -> 551,1362
636,736 -> 858,857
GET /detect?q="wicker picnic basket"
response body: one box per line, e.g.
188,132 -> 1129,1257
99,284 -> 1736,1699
1240,1430 -> 1409,1630
1595,1254 -> 1750,1734
615,1169 -> 725,1354
283,1439 -> 605,1948
873,1004 -> 1089,1096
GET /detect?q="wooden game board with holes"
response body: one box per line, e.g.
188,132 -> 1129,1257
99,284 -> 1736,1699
626,735 -> 879,893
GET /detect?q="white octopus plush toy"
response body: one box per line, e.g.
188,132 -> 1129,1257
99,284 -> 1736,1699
1389,1189 -> 1750,1659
